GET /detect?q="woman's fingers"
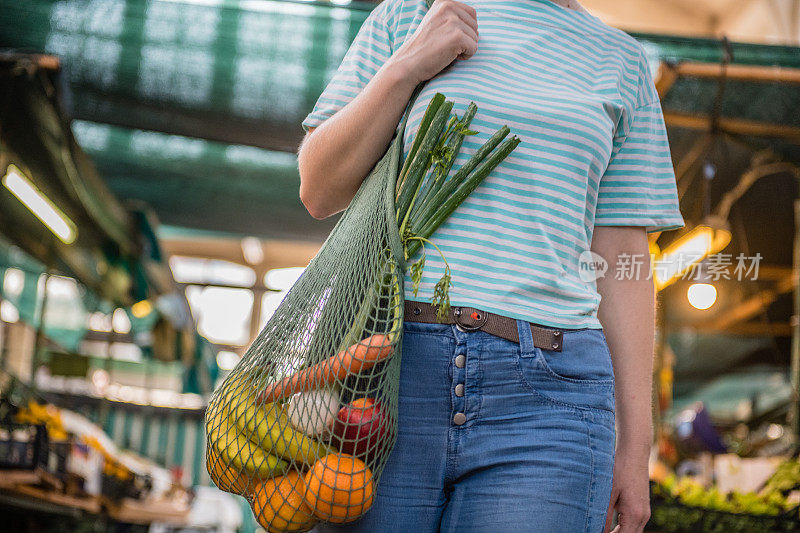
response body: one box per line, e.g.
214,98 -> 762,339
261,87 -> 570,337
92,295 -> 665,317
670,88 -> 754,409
451,15 -> 479,44
435,2 -> 479,63
447,0 -> 478,35
446,17 -> 478,60
394,0 -> 480,82
455,34 -> 478,60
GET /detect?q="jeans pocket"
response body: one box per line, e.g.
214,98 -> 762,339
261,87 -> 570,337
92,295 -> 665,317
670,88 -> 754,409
515,326 -> 615,413
532,329 -> 615,385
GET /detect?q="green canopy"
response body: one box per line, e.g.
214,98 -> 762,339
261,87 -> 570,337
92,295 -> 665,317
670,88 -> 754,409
3,0 -> 797,240
70,120 -> 333,240
0,0 -> 374,151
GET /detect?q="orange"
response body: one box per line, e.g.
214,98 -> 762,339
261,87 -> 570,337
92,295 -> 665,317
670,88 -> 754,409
206,448 -> 253,495
348,398 -> 372,410
252,470 -> 317,532
303,453 -> 374,523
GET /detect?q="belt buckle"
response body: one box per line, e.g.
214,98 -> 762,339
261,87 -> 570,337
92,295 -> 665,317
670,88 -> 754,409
454,307 -> 488,332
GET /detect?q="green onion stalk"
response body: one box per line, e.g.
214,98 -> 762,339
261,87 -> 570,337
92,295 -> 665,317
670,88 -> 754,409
397,93 -> 521,321
339,92 -> 521,357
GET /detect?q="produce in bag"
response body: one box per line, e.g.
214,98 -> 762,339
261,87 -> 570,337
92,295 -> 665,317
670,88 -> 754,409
206,83 -> 520,533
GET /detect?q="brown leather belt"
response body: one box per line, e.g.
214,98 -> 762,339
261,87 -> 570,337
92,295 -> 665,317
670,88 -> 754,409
404,301 -> 563,351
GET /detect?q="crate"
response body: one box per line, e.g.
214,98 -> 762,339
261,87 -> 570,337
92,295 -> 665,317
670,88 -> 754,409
45,439 -> 71,479
0,423 -> 48,470
102,472 -> 131,501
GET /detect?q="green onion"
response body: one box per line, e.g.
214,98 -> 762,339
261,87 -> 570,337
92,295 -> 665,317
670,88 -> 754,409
395,93 -> 445,197
394,95 -> 521,319
412,103 -> 478,222
396,100 -> 453,229
407,135 -> 522,258
410,125 -> 510,233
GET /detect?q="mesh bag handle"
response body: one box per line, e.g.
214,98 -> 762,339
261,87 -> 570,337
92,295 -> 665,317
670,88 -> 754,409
397,0 -> 436,143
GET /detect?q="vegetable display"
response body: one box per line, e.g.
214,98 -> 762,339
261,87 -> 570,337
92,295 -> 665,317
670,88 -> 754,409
205,91 -> 519,532
648,472 -> 800,532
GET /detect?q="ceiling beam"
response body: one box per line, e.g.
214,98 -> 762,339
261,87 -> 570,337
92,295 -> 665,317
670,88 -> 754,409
666,61 -> 800,85
655,62 -> 680,99
160,237 -> 319,275
664,111 -> 800,143
692,321 -> 793,336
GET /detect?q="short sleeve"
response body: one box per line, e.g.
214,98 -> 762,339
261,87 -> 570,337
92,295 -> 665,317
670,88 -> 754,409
595,56 -> 685,234
301,4 -> 394,132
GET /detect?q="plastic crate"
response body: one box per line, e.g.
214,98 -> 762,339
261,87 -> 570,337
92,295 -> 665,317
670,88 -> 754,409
45,438 -> 70,479
0,423 -> 48,470
101,472 -> 136,502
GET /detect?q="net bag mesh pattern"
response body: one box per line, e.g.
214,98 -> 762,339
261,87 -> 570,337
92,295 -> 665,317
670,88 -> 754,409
203,2 -> 526,524
202,94 -> 525,533
205,102 -> 410,530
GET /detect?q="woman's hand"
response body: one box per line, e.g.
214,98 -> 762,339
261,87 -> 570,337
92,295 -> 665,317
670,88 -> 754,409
390,0 -> 479,85
604,449 -> 651,532
298,0 -> 479,219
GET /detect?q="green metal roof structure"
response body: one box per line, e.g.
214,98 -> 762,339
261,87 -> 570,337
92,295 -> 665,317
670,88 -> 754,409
2,0 -> 798,241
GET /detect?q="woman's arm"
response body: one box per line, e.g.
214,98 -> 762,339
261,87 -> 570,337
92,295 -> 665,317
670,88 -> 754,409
298,59 -> 419,219
297,0 -> 479,219
591,225 -> 654,533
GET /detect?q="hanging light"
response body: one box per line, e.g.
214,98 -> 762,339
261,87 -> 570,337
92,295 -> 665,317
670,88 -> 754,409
112,308 -> 131,334
0,300 -> 19,323
264,267 -> 305,291
654,215 -> 731,290
216,350 -> 240,371
2,164 -> 77,244
687,283 -> 717,310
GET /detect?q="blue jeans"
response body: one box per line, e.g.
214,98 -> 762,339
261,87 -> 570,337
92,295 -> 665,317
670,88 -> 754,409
314,319 -> 616,532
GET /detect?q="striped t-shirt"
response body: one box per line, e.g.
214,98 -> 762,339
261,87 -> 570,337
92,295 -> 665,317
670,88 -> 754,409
302,0 -> 685,329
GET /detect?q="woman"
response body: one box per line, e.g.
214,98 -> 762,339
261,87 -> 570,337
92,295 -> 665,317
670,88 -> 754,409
298,0 -> 684,531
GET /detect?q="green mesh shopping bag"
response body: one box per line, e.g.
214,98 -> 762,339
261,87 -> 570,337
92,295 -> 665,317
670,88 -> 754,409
205,13 -> 521,533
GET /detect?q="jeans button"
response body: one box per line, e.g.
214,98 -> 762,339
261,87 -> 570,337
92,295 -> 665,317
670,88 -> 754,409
455,384 -> 465,397
455,355 -> 466,368
453,412 -> 466,425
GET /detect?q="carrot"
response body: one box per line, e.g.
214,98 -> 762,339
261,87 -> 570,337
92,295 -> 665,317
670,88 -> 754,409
257,334 -> 394,404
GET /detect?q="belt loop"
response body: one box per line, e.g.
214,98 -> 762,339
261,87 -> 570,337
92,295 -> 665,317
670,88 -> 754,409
516,319 -> 535,356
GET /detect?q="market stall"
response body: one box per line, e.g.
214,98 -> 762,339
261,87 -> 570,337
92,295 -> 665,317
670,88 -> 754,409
0,51 -> 226,530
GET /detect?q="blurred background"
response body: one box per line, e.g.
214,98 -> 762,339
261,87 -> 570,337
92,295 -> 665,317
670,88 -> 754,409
0,0 -> 799,531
